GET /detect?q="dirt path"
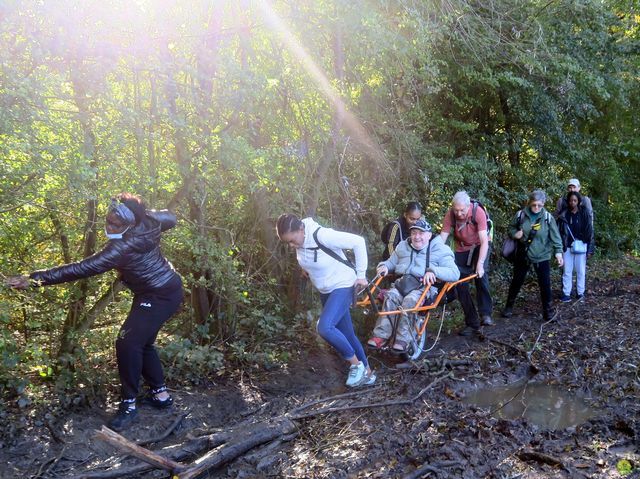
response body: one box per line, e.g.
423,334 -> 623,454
2,267 -> 640,478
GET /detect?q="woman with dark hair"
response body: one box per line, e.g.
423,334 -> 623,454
557,191 -> 593,301
502,190 -> 564,321
276,213 -> 375,388
380,201 -> 423,260
5,193 -> 182,431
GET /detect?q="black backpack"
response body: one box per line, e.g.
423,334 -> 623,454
380,220 -> 403,244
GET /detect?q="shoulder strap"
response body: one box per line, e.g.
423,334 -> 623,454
311,227 -> 356,271
394,220 -> 403,242
516,210 -> 523,225
408,239 -> 432,277
470,201 -> 479,225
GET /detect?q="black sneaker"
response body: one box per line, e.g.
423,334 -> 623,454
458,326 -> 480,337
140,393 -> 174,409
108,402 -> 138,431
501,307 -> 513,318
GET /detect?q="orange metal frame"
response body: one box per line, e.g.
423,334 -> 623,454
357,273 -> 478,339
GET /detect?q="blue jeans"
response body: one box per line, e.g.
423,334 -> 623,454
319,287 -> 368,367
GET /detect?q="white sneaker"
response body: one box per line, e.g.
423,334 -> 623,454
345,362 -> 366,387
360,371 -> 377,386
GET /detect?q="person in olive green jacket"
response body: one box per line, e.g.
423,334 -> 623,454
502,190 -> 564,321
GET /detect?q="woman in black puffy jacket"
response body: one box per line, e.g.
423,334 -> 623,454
6,193 -> 182,431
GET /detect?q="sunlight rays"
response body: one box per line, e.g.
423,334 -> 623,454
255,0 -> 387,167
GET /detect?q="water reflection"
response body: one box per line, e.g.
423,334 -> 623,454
463,381 -> 596,430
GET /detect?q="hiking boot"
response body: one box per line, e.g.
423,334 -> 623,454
345,362 -> 366,387
140,393 -> 174,409
560,295 -> 571,303
501,306 -> 513,318
481,315 -> 494,326
108,402 -> 138,431
458,326 -> 480,337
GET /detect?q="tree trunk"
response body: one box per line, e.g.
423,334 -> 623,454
57,63 -> 99,362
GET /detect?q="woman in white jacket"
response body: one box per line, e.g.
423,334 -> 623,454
277,214 -> 375,387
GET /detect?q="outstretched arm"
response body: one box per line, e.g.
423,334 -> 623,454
24,243 -> 123,287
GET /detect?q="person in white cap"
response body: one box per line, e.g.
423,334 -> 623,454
555,178 -> 594,256
555,180 -> 593,223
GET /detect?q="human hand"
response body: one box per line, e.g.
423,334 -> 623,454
376,265 -> 388,276
5,275 -> 30,289
422,271 -> 436,285
354,278 -> 368,289
476,263 -> 485,278
556,253 -> 564,268
514,230 -> 524,240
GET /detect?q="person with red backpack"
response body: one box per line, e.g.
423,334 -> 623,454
439,191 -> 494,337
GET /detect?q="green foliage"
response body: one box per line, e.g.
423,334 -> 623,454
0,0 -> 638,404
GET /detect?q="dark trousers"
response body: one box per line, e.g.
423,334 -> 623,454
455,249 -> 493,329
116,276 -> 183,400
506,254 -> 552,319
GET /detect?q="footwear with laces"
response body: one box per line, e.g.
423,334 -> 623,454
141,393 -> 174,409
140,386 -> 174,409
108,401 -> 138,431
345,361 -> 366,387
359,371 -> 377,386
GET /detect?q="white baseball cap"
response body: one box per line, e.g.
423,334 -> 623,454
568,178 -> 581,188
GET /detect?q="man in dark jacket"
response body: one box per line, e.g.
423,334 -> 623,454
6,193 -> 182,431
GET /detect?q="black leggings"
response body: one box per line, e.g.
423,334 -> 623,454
115,277 -> 183,400
506,255 -> 552,319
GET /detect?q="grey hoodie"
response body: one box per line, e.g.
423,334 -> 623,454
378,235 -> 459,282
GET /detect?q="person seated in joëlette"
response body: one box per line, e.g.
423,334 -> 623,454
367,219 -> 459,352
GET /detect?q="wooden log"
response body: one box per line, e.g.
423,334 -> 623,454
177,417 -> 297,479
95,426 -> 186,473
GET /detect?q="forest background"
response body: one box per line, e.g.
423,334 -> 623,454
0,0 -> 638,409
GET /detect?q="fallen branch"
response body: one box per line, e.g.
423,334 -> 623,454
402,460 -> 462,479
289,372 -> 453,420
289,386 -> 383,416
137,411 -> 190,447
76,417 -> 297,479
516,448 -> 568,471
177,417 -> 297,479
395,359 -> 473,371
95,426 -> 185,474
31,445 -> 67,479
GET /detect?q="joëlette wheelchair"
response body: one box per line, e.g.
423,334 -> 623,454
356,273 -> 478,360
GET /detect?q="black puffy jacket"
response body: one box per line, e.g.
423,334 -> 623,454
30,210 -> 179,294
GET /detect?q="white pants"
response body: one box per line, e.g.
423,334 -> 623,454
562,250 -> 587,296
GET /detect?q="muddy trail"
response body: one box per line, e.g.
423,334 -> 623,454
2,266 -> 640,479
